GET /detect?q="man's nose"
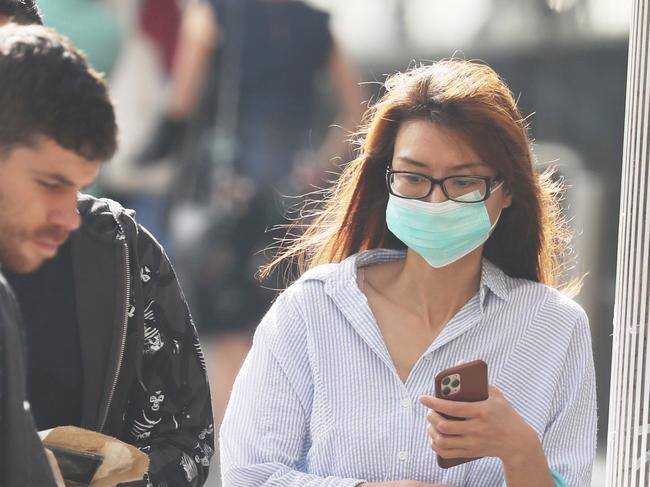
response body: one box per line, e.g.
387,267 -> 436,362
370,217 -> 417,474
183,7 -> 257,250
48,203 -> 81,231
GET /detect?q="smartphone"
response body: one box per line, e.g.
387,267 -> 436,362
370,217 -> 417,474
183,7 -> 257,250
433,359 -> 488,469
44,444 -> 103,485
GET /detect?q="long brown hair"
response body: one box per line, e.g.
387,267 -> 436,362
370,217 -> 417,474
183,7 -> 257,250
264,60 -> 574,291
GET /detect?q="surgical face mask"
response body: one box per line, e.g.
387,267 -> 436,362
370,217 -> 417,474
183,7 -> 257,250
385,185 -> 503,268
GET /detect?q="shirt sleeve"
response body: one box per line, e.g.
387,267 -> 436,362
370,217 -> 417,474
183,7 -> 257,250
541,309 -> 597,487
500,469 -> 567,487
219,292 -> 365,486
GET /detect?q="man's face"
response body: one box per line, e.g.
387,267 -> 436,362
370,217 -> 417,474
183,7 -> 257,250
0,138 -> 99,272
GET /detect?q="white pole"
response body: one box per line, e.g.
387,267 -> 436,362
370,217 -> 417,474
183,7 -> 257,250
606,0 -> 650,485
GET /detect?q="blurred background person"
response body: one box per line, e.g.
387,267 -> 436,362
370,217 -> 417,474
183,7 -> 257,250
136,0 -> 364,433
98,0 -> 182,245
33,0 -> 183,244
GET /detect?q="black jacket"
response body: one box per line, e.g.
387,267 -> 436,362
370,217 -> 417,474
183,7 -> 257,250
0,271 -> 57,487
9,195 -> 215,486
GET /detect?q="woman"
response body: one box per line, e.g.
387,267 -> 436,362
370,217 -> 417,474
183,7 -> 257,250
219,60 -> 596,486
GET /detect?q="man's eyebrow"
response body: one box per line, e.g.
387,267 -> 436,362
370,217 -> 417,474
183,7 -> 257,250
30,170 -> 75,187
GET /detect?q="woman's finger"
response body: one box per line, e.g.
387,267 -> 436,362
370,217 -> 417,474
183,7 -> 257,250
420,395 -> 484,419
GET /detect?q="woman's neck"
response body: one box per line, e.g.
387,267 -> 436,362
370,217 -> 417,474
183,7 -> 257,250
370,248 -> 483,329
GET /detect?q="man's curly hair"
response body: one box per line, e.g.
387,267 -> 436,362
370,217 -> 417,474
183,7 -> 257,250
0,25 -> 117,161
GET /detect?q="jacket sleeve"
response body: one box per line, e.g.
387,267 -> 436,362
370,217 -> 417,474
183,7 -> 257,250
122,226 -> 215,487
0,275 -> 59,487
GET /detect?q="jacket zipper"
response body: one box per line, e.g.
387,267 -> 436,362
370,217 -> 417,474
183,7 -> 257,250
98,227 -> 130,432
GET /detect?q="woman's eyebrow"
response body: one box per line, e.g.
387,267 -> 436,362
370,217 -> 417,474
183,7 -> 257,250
448,161 -> 487,171
394,157 -> 487,171
394,156 -> 429,169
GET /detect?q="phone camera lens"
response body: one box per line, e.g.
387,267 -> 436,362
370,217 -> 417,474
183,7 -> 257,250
442,377 -> 451,386
451,379 -> 460,388
442,387 -> 451,396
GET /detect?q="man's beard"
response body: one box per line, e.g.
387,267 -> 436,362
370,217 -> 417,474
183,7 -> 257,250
0,192 -> 69,272
0,216 -> 33,272
0,187 -> 25,271
0,222 -> 70,273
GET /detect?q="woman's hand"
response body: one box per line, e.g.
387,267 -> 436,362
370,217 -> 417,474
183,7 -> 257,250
419,385 -> 555,487
418,385 -> 539,465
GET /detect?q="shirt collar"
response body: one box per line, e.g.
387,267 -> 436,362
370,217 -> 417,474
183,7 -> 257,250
327,248 -> 510,305
479,258 -> 510,305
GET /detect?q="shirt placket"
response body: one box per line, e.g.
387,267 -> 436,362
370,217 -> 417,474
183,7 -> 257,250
393,381 -> 416,478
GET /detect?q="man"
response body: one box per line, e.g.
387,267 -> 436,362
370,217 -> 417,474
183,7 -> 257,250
0,23 -> 112,486
1,17 -> 214,487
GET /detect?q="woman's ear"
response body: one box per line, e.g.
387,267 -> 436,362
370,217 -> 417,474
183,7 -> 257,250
502,191 -> 512,209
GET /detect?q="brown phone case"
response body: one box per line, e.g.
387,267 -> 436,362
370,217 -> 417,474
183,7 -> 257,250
433,359 -> 488,469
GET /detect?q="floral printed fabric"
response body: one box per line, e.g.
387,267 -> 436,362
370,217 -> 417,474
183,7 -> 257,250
121,225 -> 215,486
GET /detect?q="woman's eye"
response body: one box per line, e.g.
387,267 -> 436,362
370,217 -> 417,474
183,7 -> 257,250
450,178 -> 477,187
403,174 -> 425,184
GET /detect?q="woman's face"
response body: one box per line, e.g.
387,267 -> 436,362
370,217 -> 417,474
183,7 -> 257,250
391,119 -> 512,223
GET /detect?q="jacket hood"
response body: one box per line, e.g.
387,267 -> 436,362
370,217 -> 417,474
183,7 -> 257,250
77,193 -> 136,242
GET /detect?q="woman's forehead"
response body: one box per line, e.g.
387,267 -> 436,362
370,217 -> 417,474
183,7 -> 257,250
392,120 -> 484,171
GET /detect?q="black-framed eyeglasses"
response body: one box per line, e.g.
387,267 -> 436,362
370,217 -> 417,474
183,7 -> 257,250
386,169 -> 501,203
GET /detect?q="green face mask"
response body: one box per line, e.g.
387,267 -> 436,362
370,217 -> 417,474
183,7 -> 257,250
385,186 -> 502,268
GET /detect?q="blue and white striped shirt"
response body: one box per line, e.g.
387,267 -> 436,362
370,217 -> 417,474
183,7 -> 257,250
220,249 -> 597,486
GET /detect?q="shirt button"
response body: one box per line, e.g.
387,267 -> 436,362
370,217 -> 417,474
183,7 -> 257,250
400,398 -> 410,408
424,354 -> 432,361
398,450 -> 408,461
